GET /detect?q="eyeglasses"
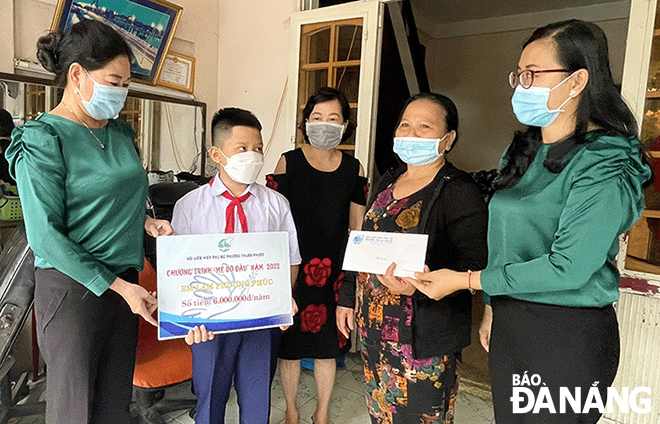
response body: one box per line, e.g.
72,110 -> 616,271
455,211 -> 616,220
509,69 -> 570,89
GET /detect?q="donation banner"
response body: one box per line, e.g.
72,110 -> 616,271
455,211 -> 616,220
156,232 -> 292,340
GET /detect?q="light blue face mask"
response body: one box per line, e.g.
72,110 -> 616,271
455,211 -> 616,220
393,133 -> 449,166
510,72 -> 576,127
77,69 -> 129,120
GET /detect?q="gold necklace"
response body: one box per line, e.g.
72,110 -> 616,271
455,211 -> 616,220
63,102 -> 105,149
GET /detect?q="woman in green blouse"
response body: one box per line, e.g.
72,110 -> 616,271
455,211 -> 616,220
408,20 -> 651,423
6,20 -> 173,423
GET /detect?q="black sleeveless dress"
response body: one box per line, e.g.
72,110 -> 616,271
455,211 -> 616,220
267,148 -> 368,359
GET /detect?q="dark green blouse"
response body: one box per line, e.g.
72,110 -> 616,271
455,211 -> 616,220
481,132 -> 651,307
6,113 -> 148,296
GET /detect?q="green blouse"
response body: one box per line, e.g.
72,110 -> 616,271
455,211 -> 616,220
481,131 -> 651,307
6,113 -> 148,296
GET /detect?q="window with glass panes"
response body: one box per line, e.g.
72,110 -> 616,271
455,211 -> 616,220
297,18 -> 363,154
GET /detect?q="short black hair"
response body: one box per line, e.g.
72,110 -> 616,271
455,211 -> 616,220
36,19 -> 133,87
396,92 -> 459,152
211,107 -> 262,147
0,109 -> 14,138
298,87 -> 355,143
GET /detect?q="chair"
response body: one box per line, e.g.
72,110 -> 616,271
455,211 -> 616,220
131,181 -> 201,424
131,259 -> 196,424
0,222 -> 45,422
143,181 -> 199,269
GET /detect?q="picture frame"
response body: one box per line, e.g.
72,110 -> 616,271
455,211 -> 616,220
51,0 -> 183,84
157,51 -> 195,93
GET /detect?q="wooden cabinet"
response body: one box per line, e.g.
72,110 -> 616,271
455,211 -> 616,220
622,0 -> 660,276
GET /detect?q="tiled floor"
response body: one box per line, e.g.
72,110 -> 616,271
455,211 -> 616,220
11,353 -> 496,423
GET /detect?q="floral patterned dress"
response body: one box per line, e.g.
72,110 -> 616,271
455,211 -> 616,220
267,148 -> 368,359
357,184 -> 458,424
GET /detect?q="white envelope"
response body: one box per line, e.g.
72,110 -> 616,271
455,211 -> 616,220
342,230 -> 429,278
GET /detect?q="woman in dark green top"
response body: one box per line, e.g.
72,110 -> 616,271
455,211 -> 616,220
6,20 -> 173,424
408,20 -> 651,423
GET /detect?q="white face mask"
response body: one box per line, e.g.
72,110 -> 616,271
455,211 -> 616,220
305,122 -> 345,150
221,150 -> 264,184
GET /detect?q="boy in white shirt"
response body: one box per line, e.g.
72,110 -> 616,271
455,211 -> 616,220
171,107 -> 301,424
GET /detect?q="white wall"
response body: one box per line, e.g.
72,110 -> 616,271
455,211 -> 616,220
423,17 -> 630,172
1,0 -> 14,73
9,0 -> 219,175
214,0 -> 299,178
157,102 -> 202,173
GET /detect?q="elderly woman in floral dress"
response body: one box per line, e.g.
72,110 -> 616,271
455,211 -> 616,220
337,93 -> 488,424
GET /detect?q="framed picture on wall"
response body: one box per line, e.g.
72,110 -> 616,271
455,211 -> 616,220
51,0 -> 183,84
157,51 -> 195,93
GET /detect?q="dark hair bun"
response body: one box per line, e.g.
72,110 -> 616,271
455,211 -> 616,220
36,31 -> 62,73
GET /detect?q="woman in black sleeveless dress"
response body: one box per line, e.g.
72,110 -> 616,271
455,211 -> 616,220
267,88 -> 367,424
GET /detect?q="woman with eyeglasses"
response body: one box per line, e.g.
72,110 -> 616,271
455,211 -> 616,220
6,20 -> 173,423
337,92 -> 488,424
406,20 -> 651,423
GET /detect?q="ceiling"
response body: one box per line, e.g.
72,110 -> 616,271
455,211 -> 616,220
409,0 -> 624,24
408,0 -> 630,38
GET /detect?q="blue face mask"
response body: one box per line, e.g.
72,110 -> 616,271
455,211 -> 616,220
393,133 -> 448,166
77,69 -> 129,120
510,72 -> 576,127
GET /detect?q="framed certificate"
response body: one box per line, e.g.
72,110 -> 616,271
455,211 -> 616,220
157,51 -> 195,93
156,232 -> 293,340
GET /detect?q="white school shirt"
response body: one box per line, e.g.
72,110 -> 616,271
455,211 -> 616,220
171,173 -> 302,266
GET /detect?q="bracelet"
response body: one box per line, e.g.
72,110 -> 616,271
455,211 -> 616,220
467,270 -> 473,290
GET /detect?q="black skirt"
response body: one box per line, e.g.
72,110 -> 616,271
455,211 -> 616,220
489,296 -> 620,424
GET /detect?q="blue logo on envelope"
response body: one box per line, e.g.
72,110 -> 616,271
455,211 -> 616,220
353,235 -> 364,245
218,238 -> 233,252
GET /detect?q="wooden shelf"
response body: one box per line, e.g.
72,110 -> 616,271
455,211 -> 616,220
646,90 -> 660,98
625,256 -> 660,275
301,60 -> 361,71
293,143 -> 355,150
643,209 -> 660,219
654,29 -> 660,36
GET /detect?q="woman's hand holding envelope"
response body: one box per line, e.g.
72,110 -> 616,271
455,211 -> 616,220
404,267 -> 482,300
376,262 -> 416,296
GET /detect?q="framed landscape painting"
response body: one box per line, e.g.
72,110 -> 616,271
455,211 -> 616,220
51,0 -> 183,84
